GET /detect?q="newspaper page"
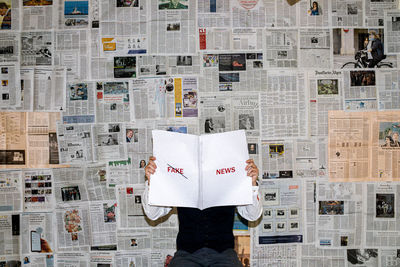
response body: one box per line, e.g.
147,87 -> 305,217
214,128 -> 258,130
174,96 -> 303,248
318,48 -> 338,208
55,203 -> 91,249
21,254 -> 55,267
53,167 -> 89,204
57,122 -> 94,164
275,0 -> 297,27
197,0 -> 230,28
232,0 -> 266,28
0,214 -> 20,256
55,252 -> 90,266
246,136 -> 260,165
155,117 -> 199,134
378,69 -> 400,110
261,71 -> 307,139
0,256 -> 21,266
200,52 -> 266,92
0,32 -> 19,62
331,0 -> 363,27
23,169 -> 54,212
251,243 -> 298,267
33,67 -> 66,112
299,29 -> 331,69
137,55 -> 201,77
57,0 -> 89,29
90,28 -> 114,80
346,248 -> 379,267
115,251 -> 150,267
89,251 -> 114,267
168,55 -> 201,75
303,179 -> 317,244
124,122 -> 153,154
264,29 -> 298,68
26,112 -> 62,168
366,0 -> 399,27
365,182 -> 400,247
308,70 -> 343,136
316,179 -> 363,249
295,138 -> 328,179
0,112 -> 27,169
299,0 -> 329,27
381,249 -> 400,267
231,93 -> 260,137
261,140 -> 294,179
0,62 -> 21,110
343,70 -> 378,111
149,0 -> 196,55
63,81 -> 96,124
198,28 -> 231,51
89,200 -> 117,247
0,0 -> 19,31
150,250 -> 176,266
0,170 -> 22,213
16,68 -> 34,111
300,244 -> 346,267
199,93 -> 232,134
385,10 -> 400,54
106,157 -> 133,188
151,227 -> 179,250
93,123 -> 127,161
21,212 -> 55,254
22,0 -> 54,30
96,81 -> 130,122
231,28 -> 263,50
54,30 -> 89,80
117,229 -> 152,250
85,163 -> 116,201
21,31 -> 53,66
117,185 -> 178,228
99,0 -> 148,55
256,179 -> 303,245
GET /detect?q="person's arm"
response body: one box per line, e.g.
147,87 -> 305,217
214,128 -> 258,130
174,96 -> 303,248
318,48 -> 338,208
237,159 -> 262,221
141,156 -> 172,220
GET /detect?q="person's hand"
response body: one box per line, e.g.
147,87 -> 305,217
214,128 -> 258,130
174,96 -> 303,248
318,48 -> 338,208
40,238 -> 52,253
245,159 -> 259,186
145,156 -> 157,185
368,49 -> 372,52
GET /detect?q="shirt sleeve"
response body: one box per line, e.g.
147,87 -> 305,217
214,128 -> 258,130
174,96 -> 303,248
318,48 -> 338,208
237,185 -> 262,221
141,181 -> 172,221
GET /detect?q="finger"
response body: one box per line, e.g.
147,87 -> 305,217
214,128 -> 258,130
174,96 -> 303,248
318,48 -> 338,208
149,156 -> 156,161
148,161 -> 157,169
246,159 -> 254,163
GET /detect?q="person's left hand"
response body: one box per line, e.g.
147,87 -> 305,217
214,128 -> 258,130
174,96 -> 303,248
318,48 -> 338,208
245,159 -> 259,186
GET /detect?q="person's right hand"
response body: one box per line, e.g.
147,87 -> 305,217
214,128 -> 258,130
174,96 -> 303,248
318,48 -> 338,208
145,156 -> 157,185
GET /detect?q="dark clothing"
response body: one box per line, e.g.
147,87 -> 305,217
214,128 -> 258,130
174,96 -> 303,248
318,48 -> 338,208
368,39 -> 384,68
1,9 -> 11,29
169,247 -> 242,267
176,206 -> 236,253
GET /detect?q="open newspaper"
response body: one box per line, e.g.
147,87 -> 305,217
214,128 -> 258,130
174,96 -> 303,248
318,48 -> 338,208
149,129 -> 252,210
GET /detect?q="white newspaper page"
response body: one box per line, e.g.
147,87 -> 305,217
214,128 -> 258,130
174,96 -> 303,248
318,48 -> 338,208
198,28 -> 231,51
150,250 -> 176,266
264,29 -> 298,68
55,203 -> 91,249
23,169 -> 54,212
16,68 -> 34,111
93,123 -> 127,161
199,93 -> 232,134
232,0 -> 266,28
89,200 -> 117,247
0,170 -> 22,213
346,248 -> 379,267
231,93 -> 260,137
149,130 -> 199,208
54,30 -> 89,80
156,118 -> 200,135
256,179 -> 303,245
200,52 -> 267,92
331,0 -> 363,27
106,157 -> 133,188
85,163 -> 116,201
300,244 -> 346,267
381,249 -> 400,267
57,122 -> 94,164
299,0 -> 329,27
365,182 -> 400,248
21,254 -> 55,267
251,242 -> 298,267
385,10 -> 400,54
378,70 -> 400,110
55,252 -> 90,266
0,214 -> 20,256
90,28 -> 114,80
261,71 -> 307,139
149,0 -> 196,55
96,81 -> 130,122
117,228 -> 152,250
124,121 -> 154,154
366,0 -> 399,27
308,70 -> 343,136
89,251 -> 114,267
0,62 -> 21,110
275,0 -> 297,27
115,251 -> 150,267
0,256 -> 21,266
343,70 -> 378,111
299,29 -> 331,69
21,31 -> 53,66
231,28 -> 263,51
57,0 -> 89,29
63,81 -> 96,124
294,138 -> 328,179
200,130 -> 252,209
53,167 -> 89,204
0,32 -> 19,62
197,0 -> 230,28
21,212 -> 55,254
316,179 -> 363,249
22,0 -> 54,30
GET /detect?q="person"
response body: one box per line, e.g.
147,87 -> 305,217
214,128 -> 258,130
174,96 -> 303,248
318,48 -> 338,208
126,129 -> 134,143
392,132 -> 400,147
139,159 -> 146,168
367,31 -> 384,68
143,156 -> 262,267
0,2 -> 11,29
382,136 -> 393,147
159,0 -> 188,9
204,118 -> 214,133
308,1 -> 320,15
363,37 -> 369,49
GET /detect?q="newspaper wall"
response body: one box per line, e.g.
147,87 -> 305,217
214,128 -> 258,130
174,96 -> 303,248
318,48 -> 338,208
0,170 -> 22,213
0,32 -> 19,63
